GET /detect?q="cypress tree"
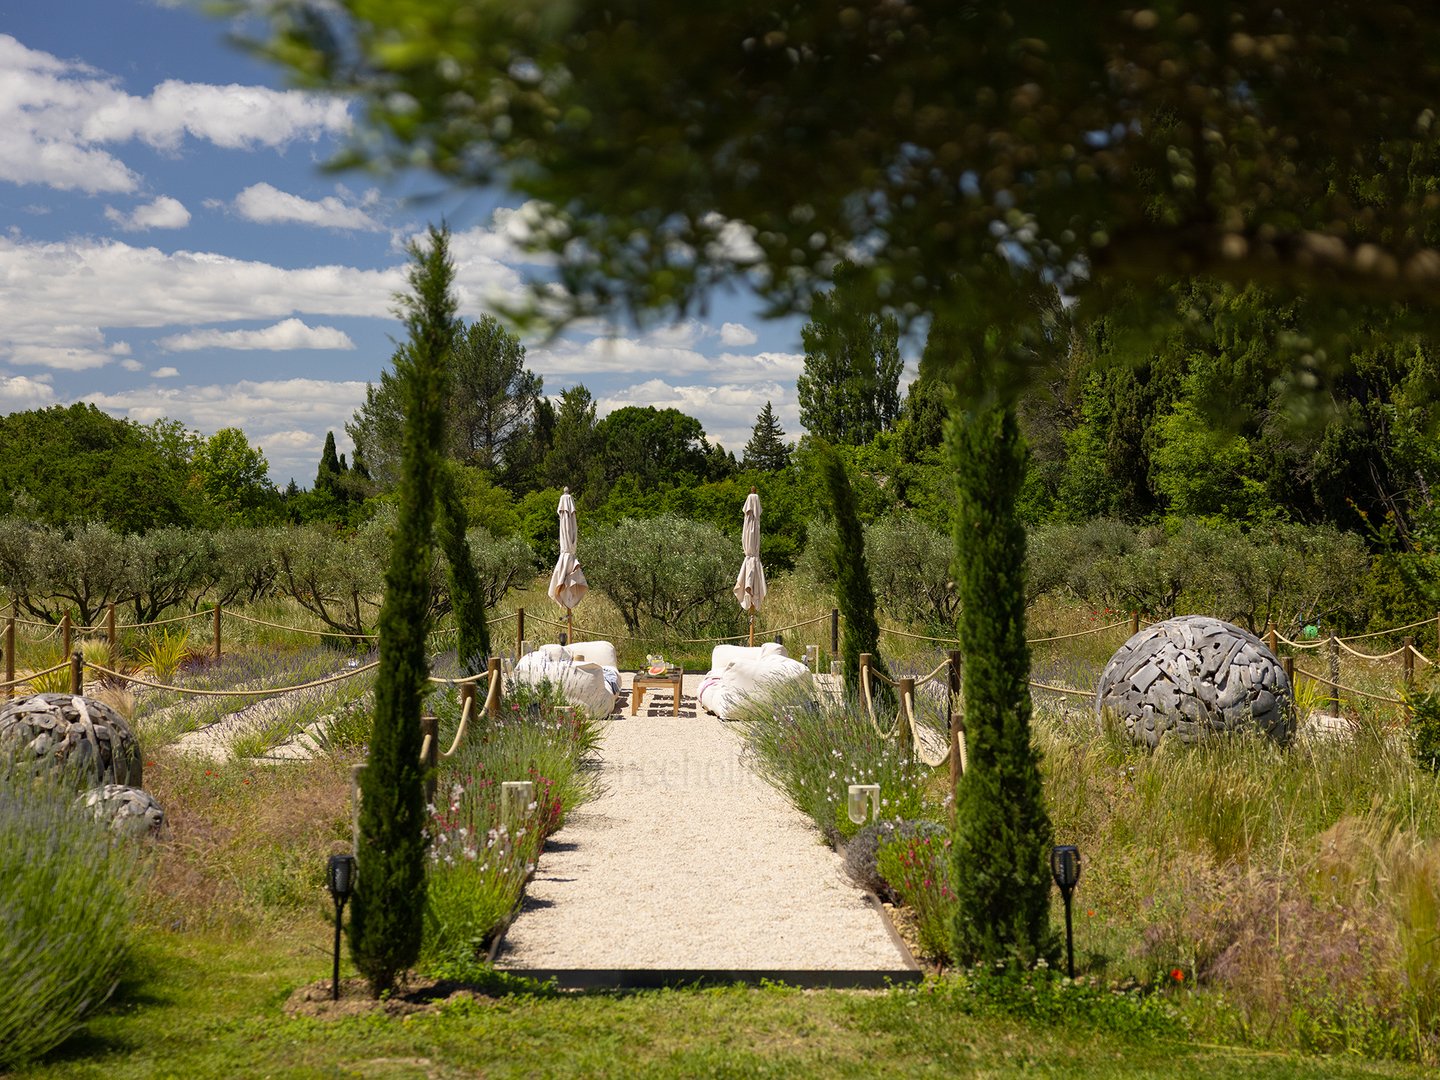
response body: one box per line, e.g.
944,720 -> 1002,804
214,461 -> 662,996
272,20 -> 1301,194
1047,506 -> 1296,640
742,401 -> 791,471
818,445 -> 889,696
349,225 -> 455,996
436,464 -> 491,676
315,430 -> 343,493
948,401 -> 1057,968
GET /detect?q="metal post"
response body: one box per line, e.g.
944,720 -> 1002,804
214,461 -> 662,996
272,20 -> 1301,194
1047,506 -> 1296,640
1404,636 -> 1416,688
830,608 -> 840,655
331,894 -> 346,1000
70,650 -> 83,695
487,656 -> 502,719
420,713 -> 438,806
4,617 -> 13,701
62,613 -> 72,661
213,605 -> 222,661
1063,887 -> 1075,979
516,607 -> 525,658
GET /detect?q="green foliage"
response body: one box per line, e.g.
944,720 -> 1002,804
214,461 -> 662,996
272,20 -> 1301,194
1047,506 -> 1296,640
1408,688 -> 1440,774
350,224 -> 453,997
739,697 -> 935,843
596,406 -> 716,490
797,263 -> 903,445
948,402 -> 1057,969
877,830 -> 956,962
819,445 -> 886,692
191,427 -> 279,525
0,764 -> 145,1069
137,628 -> 191,683
436,465 -> 490,676
741,400 -> 792,472
1150,401 -> 1270,526
937,968 -> 1176,1039
583,514 -> 738,637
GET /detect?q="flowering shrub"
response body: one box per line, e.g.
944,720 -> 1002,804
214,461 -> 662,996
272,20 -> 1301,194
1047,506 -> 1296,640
419,691 -> 601,967
876,829 -> 956,961
740,697 -> 938,842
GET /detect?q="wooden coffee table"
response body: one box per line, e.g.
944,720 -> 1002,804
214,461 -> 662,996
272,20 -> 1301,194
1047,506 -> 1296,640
631,669 -> 684,715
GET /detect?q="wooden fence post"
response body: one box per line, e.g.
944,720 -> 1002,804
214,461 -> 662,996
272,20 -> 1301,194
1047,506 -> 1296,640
1282,656 -> 1295,691
830,608 -> 840,656
898,677 -> 915,758
459,680 -> 476,727
420,714 -> 438,806
1131,611 -> 1140,636
1266,620 -> 1278,656
213,605 -> 222,661
62,613 -> 72,662
487,656 -> 502,719
1327,635 -> 1341,718
106,604 -> 117,662
858,652 -> 871,695
4,617 -> 13,701
516,607 -> 525,659
70,650 -> 83,695
1404,636 -> 1416,688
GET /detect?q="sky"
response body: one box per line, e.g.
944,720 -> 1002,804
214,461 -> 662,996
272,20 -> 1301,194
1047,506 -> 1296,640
0,0 -> 840,487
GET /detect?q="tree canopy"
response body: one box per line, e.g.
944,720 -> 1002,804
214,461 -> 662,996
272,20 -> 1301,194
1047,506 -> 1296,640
258,2 -> 1440,345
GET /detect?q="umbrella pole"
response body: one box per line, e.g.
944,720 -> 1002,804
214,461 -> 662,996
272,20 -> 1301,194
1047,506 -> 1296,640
748,613 -> 754,647
566,608 -> 573,645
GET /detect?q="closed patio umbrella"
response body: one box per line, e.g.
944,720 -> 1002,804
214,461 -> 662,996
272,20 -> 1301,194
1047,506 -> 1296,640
547,487 -> 588,643
733,488 -> 766,646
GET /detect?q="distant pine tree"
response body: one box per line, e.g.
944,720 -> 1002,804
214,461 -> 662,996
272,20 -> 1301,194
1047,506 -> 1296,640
742,401 -> 792,471
349,225 -> 455,997
315,431 -> 344,493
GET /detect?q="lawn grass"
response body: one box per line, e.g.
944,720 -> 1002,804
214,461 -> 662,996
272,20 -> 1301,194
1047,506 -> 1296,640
15,929 -> 1433,1080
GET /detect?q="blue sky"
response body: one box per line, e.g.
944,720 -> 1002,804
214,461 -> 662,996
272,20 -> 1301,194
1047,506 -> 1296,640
0,0 -> 824,486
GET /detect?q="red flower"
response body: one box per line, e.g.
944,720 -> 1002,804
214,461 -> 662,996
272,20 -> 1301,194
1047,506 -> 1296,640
1170,968 -> 1184,982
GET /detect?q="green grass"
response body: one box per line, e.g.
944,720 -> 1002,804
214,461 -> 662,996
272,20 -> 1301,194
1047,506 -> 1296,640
13,929 -> 1435,1080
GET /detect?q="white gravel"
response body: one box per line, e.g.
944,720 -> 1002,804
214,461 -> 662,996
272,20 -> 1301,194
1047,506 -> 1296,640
496,674 -> 915,974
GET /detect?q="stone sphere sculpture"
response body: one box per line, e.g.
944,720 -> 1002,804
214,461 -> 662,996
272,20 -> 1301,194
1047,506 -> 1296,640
1095,616 -> 1294,747
0,693 -> 143,787
75,784 -> 165,837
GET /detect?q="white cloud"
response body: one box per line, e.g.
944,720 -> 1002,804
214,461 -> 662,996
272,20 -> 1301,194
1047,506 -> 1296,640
0,373 -> 56,410
0,233 -> 523,357
232,182 -> 383,231
720,322 -> 758,346
0,34 -> 349,195
159,318 -> 356,352
596,378 -> 798,452
151,366 -> 179,378
82,377 -> 370,483
119,358 -> 142,372
104,195 -> 191,231
6,343 -> 114,371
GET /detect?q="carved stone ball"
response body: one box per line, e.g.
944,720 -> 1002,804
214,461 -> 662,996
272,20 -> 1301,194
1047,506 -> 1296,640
76,784 -> 164,837
1095,615 -> 1295,747
0,693 -> 143,787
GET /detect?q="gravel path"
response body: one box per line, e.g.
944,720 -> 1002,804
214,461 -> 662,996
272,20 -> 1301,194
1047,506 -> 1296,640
496,674 -> 916,978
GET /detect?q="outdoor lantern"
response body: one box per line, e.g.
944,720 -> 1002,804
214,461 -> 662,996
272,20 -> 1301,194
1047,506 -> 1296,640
1050,845 -> 1081,978
326,853 -> 357,1000
501,780 -> 535,822
847,783 -> 881,825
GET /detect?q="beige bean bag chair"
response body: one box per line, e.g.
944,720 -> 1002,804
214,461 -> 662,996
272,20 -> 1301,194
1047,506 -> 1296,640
512,640 -> 620,718
697,642 -> 815,720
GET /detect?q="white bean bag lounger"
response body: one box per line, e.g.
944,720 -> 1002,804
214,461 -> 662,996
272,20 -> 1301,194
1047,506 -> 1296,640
697,642 -> 815,720
512,641 -> 620,718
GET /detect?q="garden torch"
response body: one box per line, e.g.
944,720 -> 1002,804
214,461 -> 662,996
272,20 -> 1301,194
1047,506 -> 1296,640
326,853 -> 356,1001
1049,845 -> 1081,978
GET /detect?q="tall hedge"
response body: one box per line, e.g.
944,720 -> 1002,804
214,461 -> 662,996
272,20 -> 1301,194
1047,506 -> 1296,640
436,464 -> 491,675
818,445 -> 888,694
349,225 -> 455,996
948,403 -> 1058,968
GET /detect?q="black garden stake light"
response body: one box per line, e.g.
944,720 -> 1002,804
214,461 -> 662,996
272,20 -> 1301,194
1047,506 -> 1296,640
1050,845 -> 1081,978
326,853 -> 356,1000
